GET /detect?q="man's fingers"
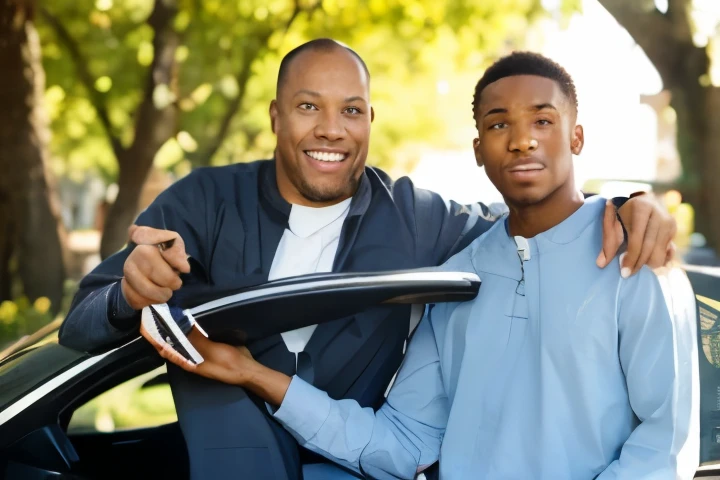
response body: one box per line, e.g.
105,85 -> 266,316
146,257 -> 183,291
668,241 -> 677,263
597,200 -> 623,268
123,260 -> 173,304
648,229 -> 675,268
121,278 -> 157,311
159,237 -> 191,274
130,225 -> 178,246
622,206 -> 650,277
129,226 -> 191,274
142,321 -> 197,371
630,215 -> 660,275
651,215 -> 677,268
160,344 -> 197,371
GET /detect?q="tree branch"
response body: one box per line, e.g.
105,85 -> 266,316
599,0 -> 708,89
667,0 -> 693,42
191,2 -> 307,165
120,0 -> 179,179
39,6 -> 124,157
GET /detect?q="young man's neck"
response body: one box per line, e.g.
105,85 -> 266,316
506,183 -> 585,238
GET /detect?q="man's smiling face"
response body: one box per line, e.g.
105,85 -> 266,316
270,47 -> 373,207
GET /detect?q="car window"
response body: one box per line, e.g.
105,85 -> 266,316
0,341 -> 88,412
67,365 -> 176,434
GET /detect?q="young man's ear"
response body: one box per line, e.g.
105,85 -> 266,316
269,100 -> 278,134
571,125 -> 584,155
473,138 -> 484,167
370,106 -> 375,123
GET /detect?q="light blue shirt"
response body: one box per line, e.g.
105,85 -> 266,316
275,196 -> 699,479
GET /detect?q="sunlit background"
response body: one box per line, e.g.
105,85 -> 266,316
2,0 -> 720,357
410,0 -> 720,204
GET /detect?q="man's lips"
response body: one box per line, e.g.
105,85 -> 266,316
507,159 -> 545,180
508,158 -> 545,172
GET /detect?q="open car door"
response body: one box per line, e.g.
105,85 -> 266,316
686,266 -> 720,478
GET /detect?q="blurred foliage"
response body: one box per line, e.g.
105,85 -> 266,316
0,279 -> 79,350
38,0 -> 580,183
0,296 -> 55,349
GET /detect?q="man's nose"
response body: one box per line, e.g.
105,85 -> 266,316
508,127 -> 538,153
314,111 -> 345,141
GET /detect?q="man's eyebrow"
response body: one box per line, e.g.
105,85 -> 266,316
293,89 -> 321,98
483,103 -> 557,118
484,107 -> 507,118
292,91 -> 367,103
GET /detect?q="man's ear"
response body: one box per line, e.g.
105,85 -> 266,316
571,124 -> 584,155
370,106 -> 375,123
269,100 -> 278,134
473,138 -> 483,167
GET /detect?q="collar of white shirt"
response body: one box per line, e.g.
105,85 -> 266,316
287,197 -> 352,238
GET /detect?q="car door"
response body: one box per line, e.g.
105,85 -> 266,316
63,364 -> 189,480
687,266 -> 720,479
0,335 -> 188,480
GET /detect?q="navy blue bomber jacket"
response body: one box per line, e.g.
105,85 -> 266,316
59,159 -> 500,406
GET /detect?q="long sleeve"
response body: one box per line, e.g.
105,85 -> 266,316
58,251 -> 138,353
58,169 -> 214,353
274,314 -> 449,479
597,267 -> 699,479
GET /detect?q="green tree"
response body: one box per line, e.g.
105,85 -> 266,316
39,0 -> 574,259
0,0 -> 67,311
598,0 -> 720,251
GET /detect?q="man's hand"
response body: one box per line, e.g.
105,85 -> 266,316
141,323 -> 253,384
596,195 -> 677,277
140,323 -> 292,406
121,225 -> 191,310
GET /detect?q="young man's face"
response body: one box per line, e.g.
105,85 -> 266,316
473,75 -> 583,208
270,48 -> 374,207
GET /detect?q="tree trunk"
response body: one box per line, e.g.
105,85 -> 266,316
99,0 -> 179,258
657,54 -> 720,251
0,0 -> 67,312
598,0 -> 720,251
695,87 -> 720,251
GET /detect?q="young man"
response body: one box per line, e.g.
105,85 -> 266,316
59,40 -> 679,479
156,52 -> 699,479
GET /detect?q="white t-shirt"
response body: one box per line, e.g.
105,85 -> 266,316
268,198 -> 352,355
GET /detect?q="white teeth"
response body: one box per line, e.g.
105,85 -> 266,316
306,151 -> 345,162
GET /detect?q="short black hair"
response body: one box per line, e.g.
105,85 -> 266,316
276,38 -> 370,97
472,51 -> 578,116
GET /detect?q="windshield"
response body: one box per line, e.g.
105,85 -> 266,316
0,325 -> 89,412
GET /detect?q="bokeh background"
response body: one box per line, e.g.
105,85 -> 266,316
1,0 -> 719,353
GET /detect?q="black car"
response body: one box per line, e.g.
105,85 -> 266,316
0,267 -> 719,479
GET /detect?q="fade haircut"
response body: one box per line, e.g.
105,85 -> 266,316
276,38 -> 371,97
472,51 -> 578,117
